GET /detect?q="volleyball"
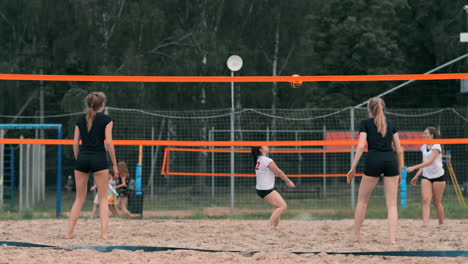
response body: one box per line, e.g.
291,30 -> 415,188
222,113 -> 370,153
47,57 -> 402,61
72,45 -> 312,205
290,74 -> 303,88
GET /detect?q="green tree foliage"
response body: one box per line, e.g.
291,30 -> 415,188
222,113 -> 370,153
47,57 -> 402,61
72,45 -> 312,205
0,0 -> 467,117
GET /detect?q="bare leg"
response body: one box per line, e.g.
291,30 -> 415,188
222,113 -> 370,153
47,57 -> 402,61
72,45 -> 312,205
421,179 -> 433,226
432,181 -> 446,225
353,175 -> 379,242
109,205 -> 119,217
94,170 -> 110,240
119,196 -> 139,218
384,176 -> 400,244
91,203 -> 98,218
263,191 -> 287,228
65,171 -> 89,239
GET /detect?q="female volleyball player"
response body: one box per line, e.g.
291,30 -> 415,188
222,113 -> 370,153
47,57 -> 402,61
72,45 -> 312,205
65,92 -> 118,240
406,127 -> 446,225
347,97 -> 403,244
116,161 -> 139,218
251,146 -> 295,228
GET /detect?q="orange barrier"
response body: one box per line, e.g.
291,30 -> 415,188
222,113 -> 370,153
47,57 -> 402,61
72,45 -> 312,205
160,147 -> 365,178
1,138 -> 468,146
161,172 -> 363,178
0,73 -> 468,82
165,148 -> 359,153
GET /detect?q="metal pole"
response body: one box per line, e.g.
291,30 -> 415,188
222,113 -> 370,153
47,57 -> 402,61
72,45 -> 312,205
40,69 -> 44,140
322,125 -> 327,199
350,108 -> 356,211
210,128 -> 215,199
355,53 -> 468,107
19,137 -> 24,211
0,130 -> 4,210
56,126 -> 63,217
150,126 -> 155,200
266,127 -> 270,141
26,144 -> 30,209
230,71 -> 235,215
41,144 -> 45,201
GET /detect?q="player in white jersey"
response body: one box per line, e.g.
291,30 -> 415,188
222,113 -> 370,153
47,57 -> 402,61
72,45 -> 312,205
406,127 -> 446,225
251,146 -> 295,228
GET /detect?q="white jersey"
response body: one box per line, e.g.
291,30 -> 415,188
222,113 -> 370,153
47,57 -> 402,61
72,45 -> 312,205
421,144 -> 444,179
255,156 -> 275,190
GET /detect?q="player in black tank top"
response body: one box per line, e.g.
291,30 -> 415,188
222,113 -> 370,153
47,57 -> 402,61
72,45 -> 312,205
66,92 -> 118,240
75,112 -> 113,173
347,98 -> 403,245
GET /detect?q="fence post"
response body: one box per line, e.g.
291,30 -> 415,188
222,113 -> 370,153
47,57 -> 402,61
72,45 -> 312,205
0,130 -> 4,211
322,125 -> 327,199
19,136 -> 24,211
210,127 -> 215,199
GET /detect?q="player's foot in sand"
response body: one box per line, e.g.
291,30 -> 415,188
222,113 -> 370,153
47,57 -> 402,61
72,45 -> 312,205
64,233 -> 76,239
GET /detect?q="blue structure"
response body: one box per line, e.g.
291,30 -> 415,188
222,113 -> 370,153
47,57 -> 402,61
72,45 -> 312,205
400,166 -> 408,208
0,124 -> 63,217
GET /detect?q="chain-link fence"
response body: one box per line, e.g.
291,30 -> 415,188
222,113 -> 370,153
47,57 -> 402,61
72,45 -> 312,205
1,107 -> 467,217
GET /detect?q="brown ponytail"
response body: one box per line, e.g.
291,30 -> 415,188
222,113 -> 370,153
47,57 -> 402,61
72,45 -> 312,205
368,97 -> 387,137
85,92 -> 107,132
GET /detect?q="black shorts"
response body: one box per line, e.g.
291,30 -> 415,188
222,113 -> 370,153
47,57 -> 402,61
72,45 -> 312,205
364,152 -> 399,177
422,175 -> 445,183
256,188 -> 276,199
76,151 -> 108,173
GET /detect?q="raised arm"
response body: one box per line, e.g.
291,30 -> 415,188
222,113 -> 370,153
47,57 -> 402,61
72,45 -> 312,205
347,132 -> 367,183
105,121 -> 119,177
73,126 -> 80,160
268,161 -> 295,188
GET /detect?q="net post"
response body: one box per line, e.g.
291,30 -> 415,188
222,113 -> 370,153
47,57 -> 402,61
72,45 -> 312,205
26,143 -> 31,209
150,126 -> 155,200
56,125 -> 63,217
19,136 -> 24,211
0,129 -> 4,211
209,127 -> 215,199
322,125 -> 327,199
350,107 -> 356,211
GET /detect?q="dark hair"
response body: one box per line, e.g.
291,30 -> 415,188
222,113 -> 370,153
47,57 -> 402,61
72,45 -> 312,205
426,127 -> 443,153
251,147 -> 262,168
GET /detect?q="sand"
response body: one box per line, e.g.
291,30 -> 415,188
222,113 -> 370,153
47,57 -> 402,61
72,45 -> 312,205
0,219 -> 467,263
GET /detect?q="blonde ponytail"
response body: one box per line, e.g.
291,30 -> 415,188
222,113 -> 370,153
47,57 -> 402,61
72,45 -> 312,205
368,97 -> 387,137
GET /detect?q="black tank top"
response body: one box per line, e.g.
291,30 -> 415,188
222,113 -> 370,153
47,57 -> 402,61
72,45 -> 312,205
75,112 -> 113,153
359,118 -> 397,152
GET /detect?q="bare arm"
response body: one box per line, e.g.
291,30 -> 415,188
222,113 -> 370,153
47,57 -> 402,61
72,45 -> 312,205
407,150 -> 440,172
415,168 -> 423,177
73,126 -> 80,160
114,176 -> 127,188
105,121 -> 119,176
392,132 -> 403,172
351,132 -> 367,170
347,132 -> 367,183
268,161 -> 295,188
